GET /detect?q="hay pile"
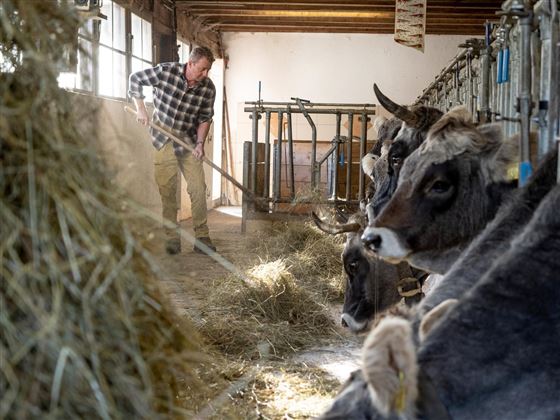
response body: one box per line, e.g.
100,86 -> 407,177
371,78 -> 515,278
199,222 -> 346,358
1,1 -> 203,417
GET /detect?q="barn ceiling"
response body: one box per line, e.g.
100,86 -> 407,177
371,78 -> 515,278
174,0 -> 505,36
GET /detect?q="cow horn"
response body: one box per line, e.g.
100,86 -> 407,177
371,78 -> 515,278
311,212 -> 361,235
373,84 -> 417,126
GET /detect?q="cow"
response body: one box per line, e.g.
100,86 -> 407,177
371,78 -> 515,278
319,148 -> 560,420
362,116 -> 402,183
369,84 -> 444,218
361,107 -> 519,274
312,212 -> 419,333
311,99 -> 436,332
361,116 -> 401,208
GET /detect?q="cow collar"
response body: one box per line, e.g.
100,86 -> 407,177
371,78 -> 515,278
397,275 -> 426,306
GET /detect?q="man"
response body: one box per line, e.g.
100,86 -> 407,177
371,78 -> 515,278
128,46 -> 216,255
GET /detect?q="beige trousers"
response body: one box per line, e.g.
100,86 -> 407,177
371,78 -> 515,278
154,141 -> 209,240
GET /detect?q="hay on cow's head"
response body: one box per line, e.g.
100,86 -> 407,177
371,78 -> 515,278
1,1 -> 207,417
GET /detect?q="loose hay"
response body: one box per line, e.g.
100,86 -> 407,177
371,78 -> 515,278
199,221 -> 346,359
1,1 -> 205,417
254,221 -> 347,301
210,363 -> 342,419
200,259 -> 335,357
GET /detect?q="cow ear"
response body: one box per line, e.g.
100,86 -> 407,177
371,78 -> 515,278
381,139 -> 392,156
478,123 -> 503,146
419,299 -> 458,342
373,115 -> 388,133
361,317 -> 418,418
479,124 -> 518,182
446,105 -> 472,123
362,152 -> 379,180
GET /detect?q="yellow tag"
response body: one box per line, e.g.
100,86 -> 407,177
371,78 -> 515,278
506,162 -> 519,181
393,370 -> 407,413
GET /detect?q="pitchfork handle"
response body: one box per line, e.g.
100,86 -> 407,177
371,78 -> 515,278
124,106 -> 254,199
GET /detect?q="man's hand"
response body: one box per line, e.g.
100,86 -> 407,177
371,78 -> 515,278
133,97 -> 149,126
193,143 -> 205,160
136,107 -> 149,126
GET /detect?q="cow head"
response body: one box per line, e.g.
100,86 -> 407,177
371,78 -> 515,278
362,116 -> 402,183
362,107 -> 518,273
369,84 -> 444,217
312,212 -> 401,333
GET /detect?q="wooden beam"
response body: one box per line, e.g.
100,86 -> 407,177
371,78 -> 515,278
176,0 -> 502,6
214,24 -> 486,35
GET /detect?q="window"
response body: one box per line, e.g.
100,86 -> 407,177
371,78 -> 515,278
131,12 -> 153,102
58,19 -> 94,91
98,0 -> 126,98
178,40 -> 191,64
56,1 -> 153,101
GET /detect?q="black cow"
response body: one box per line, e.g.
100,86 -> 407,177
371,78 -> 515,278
312,212 -> 409,333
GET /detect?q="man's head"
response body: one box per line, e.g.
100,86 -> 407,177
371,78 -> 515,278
186,46 -> 214,84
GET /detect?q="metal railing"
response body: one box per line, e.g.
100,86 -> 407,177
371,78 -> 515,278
415,0 -> 559,185
241,99 -> 377,229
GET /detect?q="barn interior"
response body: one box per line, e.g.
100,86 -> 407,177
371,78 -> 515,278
2,0 -> 559,419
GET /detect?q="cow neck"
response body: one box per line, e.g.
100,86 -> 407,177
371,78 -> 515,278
416,366 -> 452,420
408,245 -> 466,275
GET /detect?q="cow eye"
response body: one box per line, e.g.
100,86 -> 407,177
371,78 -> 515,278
346,261 -> 359,274
430,180 -> 451,194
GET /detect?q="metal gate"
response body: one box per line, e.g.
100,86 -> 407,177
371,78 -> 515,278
241,99 -> 377,231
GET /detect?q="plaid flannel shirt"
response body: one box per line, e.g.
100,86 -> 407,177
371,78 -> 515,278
128,62 -> 215,156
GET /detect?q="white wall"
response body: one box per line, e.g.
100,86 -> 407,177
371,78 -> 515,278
222,32 -> 471,203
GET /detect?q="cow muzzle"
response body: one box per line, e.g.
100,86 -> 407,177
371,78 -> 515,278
341,313 -> 368,332
361,227 -> 410,262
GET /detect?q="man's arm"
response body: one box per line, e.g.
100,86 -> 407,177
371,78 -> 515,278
133,97 -> 149,126
193,120 -> 212,160
128,65 -> 163,126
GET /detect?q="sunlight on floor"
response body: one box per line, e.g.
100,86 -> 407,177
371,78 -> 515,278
215,206 -> 242,218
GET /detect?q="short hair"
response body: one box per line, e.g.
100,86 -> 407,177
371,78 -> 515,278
189,46 -> 215,64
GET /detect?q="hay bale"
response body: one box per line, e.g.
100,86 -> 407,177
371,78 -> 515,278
1,1 -> 203,417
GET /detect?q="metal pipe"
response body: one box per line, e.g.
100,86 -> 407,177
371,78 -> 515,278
467,50 -> 474,114
535,0 -> 555,158
286,106 -> 295,199
346,113 -> 353,201
332,112 -> 341,200
359,113 -> 367,201
480,23 -> 493,123
273,112 -> 283,201
317,143 -> 339,166
246,101 -> 376,108
416,48 -> 469,103
264,111 -> 271,200
295,98 -> 318,189
518,6 -> 534,185
455,62 -> 461,107
251,108 -> 259,194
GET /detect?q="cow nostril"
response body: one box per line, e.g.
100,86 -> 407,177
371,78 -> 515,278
362,231 -> 382,249
341,317 -> 348,327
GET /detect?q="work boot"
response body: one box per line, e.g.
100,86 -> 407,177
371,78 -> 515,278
165,238 -> 181,255
193,237 -> 216,254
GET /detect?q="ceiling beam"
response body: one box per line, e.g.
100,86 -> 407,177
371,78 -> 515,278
176,0 -> 502,6
214,24 -> 487,35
